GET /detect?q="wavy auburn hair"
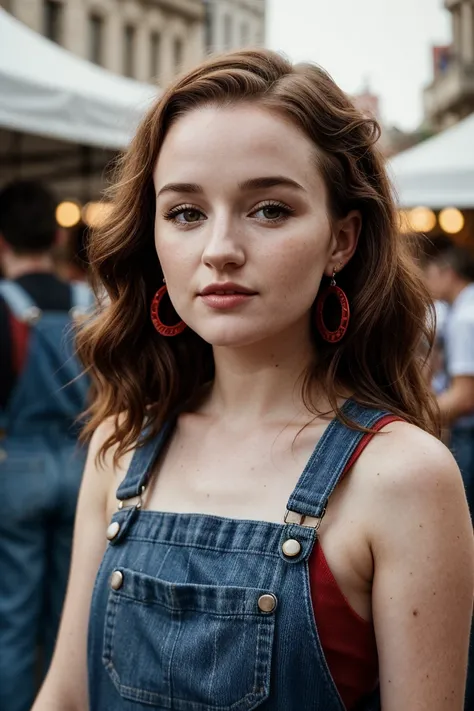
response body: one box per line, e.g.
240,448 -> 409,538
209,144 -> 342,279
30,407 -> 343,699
78,49 -> 439,459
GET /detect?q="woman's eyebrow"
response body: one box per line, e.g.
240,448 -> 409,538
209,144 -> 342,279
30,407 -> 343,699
157,183 -> 202,198
238,176 -> 306,192
156,176 -> 306,199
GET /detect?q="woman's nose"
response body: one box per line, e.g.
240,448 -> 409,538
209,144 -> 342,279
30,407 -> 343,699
201,217 -> 246,271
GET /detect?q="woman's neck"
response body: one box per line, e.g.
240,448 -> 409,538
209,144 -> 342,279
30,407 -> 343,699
205,319 -> 326,425
2,250 -> 55,280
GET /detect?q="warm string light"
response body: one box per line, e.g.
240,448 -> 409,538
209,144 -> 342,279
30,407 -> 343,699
54,200 -> 114,229
407,207 -> 437,233
55,201 -> 81,228
82,201 -> 114,228
398,210 -> 414,234
438,207 -> 465,235
398,207 -> 465,236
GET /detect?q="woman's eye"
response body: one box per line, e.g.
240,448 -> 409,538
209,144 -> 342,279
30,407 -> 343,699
176,209 -> 203,223
253,204 -> 292,221
164,206 -> 206,225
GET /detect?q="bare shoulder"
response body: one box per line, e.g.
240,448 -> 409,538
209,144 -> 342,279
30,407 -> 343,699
353,420 -> 471,558
88,414 -> 122,458
84,416 -> 135,517
355,420 -> 464,502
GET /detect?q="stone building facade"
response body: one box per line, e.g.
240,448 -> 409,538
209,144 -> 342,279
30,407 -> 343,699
204,0 -> 265,53
2,0 -> 267,85
424,0 -> 474,129
2,0 -> 206,86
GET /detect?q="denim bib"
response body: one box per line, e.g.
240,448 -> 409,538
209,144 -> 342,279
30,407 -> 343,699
88,399 -> 386,711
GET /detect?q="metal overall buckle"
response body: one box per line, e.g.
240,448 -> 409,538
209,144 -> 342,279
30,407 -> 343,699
117,484 -> 146,511
284,508 -> 326,530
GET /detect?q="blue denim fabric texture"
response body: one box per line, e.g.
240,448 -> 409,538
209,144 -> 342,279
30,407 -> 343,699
88,400 -> 387,711
0,281 -> 90,711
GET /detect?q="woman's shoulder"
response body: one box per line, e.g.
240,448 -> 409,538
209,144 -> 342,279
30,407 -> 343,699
353,420 -> 469,548
86,416 -> 136,504
359,420 -> 461,496
87,415 -> 128,464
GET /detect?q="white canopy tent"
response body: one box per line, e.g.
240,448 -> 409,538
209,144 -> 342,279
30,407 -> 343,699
389,113 -> 474,209
0,9 -> 157,150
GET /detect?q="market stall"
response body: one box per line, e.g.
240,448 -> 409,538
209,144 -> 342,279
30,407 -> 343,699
0,8 -> 157,149
389,113 -> 474,210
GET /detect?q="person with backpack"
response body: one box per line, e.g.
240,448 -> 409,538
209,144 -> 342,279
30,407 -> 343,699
0,180 -> 92,711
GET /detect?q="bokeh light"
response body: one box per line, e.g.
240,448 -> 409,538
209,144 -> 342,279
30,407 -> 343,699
439,207 -> 465,235
398,210 -> 414,234
407,206 -> 437,233
82,201 -> 114,228
55,201 -> 81,228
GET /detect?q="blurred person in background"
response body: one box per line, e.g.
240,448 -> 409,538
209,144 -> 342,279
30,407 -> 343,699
422,236 -> 474,711
33,50 -> 473,711
419,239 -> 449,415
0,180 -> 92,711
431,299 -> 449,395
423,237 -> 474,511
55,222 -> 90,284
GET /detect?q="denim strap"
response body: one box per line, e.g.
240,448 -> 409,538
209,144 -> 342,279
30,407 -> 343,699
0,280 -> 37,318
70,281 -> 94,311
286,399 -> 388,519
116,418 -> 176,500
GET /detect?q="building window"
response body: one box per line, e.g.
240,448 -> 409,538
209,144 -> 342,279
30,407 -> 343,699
44,0 -> 62,44
223,14 -> 232,49
240,22 -> 250,47
174,37 -> 183,72
150,31 -> 161,80
124,24 -> 136,78
89,14 -> 104,66
204,1 -> 213,51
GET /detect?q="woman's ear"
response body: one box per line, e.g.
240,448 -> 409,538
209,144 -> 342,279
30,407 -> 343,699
324,210 -> 361,276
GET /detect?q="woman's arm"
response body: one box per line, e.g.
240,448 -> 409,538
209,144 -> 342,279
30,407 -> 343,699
368,423 -> 473,711
32,422 -> 117,711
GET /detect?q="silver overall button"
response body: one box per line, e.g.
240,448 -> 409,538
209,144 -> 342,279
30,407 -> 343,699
282,538 -> 302,557
106,521 -> 120,541
258,594 -> 277,613
110,570 -> 124,590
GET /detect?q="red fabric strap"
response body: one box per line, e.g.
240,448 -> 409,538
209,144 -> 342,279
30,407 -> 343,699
9,313 -> 29,374
343,415 -> 403,476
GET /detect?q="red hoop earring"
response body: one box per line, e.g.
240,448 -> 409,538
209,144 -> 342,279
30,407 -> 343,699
150,285 -> 187,337
315,270 -> 350,343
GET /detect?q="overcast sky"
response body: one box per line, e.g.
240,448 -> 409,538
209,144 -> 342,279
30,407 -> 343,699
267,0 -> 451,130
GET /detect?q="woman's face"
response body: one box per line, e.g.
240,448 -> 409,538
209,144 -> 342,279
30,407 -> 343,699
154,103 -> 355,347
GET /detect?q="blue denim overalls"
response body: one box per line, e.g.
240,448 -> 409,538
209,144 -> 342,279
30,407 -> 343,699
89,399 -> 386,711
0,280 -> 91,711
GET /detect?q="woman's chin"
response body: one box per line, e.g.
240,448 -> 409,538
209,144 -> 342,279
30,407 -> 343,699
193,324 -> 275,349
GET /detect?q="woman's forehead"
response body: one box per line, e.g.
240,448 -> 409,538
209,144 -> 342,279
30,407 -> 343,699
154,104 -> 323,193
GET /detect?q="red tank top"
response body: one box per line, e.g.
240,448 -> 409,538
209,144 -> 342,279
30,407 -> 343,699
309,415 -> 401,710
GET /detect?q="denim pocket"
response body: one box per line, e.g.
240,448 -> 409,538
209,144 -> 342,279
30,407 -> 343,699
102,568 -> 276,710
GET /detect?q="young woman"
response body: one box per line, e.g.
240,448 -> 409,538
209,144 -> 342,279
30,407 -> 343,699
33,50 -> 473,711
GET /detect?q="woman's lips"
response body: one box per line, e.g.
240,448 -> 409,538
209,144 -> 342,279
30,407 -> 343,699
199,293 -> 256,309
